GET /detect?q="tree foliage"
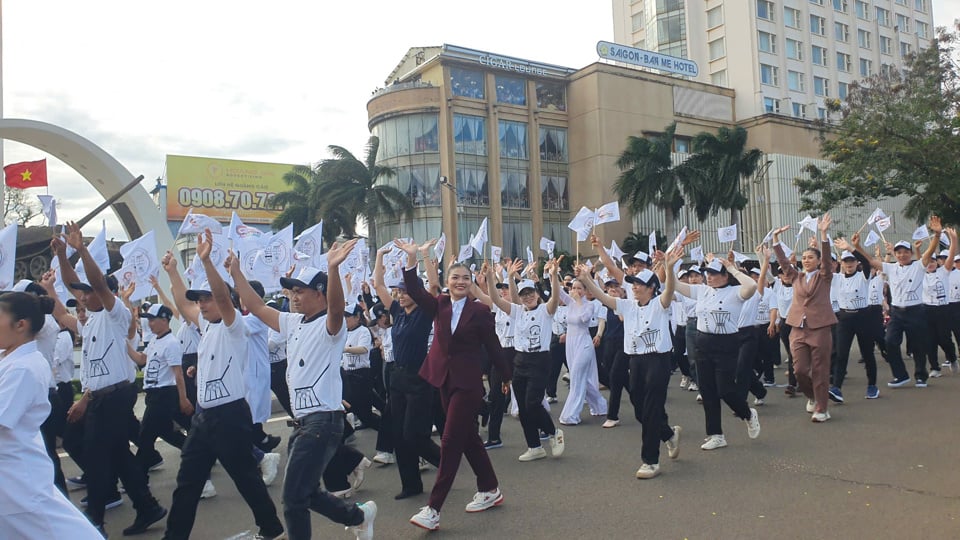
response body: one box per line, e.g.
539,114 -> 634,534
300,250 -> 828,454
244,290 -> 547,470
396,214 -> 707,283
3,188 -> 42,226
796,26 -> 960,223
614,123 -> 684,239
677,126 -> 763,223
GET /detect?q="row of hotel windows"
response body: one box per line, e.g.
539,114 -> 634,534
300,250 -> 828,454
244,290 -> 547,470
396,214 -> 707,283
373,114 -> 568,163
449,67 -> 567,111
806,0 -> 927,15
763,98 -> 830,120
760,61 -> 899,94
755,31 -> 914,61
757,0 -> 930,39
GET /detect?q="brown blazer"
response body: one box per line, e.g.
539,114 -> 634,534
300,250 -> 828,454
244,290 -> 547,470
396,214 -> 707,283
774,240 -> 838,330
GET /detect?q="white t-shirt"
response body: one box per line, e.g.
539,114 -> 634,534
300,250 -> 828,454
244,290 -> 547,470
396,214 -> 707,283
588,299 -> 604,327
686,284 -> 747,335
0,341 -> 55,515
140,317 -> 156,345
738,290 -> 760,329
754,288 -> 773,325
279,311 -> 348,418
773,280 -> 795,321
37,315 -> 59,388
837,272 -> 870,310
551,304 -> 568,336
883,261 -> 925,307
829,276 -> 841,312
53,330 -> 75,385
950,269 -> 960,304
616,297 -> 673,355
511,303 -> 554,353
869,274 -> 886,306
380,328 -> 395,363
268,328 -> 287,364
142,332 -> 182,390
78,300 -> 135,391
923,267 -> 950,306
342,326 -> 372,370
177,318 -> 201,356
494,304 -> 515,348
196,312 -> 248,409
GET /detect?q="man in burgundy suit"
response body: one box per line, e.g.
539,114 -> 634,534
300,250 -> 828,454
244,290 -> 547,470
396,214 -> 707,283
397,241 -> 513,532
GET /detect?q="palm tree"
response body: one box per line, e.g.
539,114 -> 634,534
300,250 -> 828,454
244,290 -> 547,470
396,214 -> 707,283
271,165 -> 352,246
314,136 -> 412,248
614,123 -> 684,240
678,126 -> 763,250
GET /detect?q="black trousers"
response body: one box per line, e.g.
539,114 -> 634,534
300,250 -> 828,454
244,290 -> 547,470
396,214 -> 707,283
163,399 -> 283,540
926,304 -> 957,368
754,324 -> 780,383
599,336 -> 620,388
606,350 -> 630,421
736,328 -> 766,401
485,348 -> 512,442
513,351 -> 556,449
886,305 -> 931,381
137,386 -> 191,471
390,367 -> 441,494
270,360 -> 293,418
950,303 -> 960,352
182,353 -> 198,406
84,384 -> 160,527
40,387 -> 67,495
672,326 -> 692,377
342,367 -> 382,432
696,333 -> 751,436
546,336 -> 567,398
780,322 -> 798,387
323,442 -> 365,493
834,309 -> 879,388
628,352 -> 675,465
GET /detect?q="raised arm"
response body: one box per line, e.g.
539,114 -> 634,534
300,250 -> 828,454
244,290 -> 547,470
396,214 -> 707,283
39,269 -> 78,334
161,251 -> 200,327
64,221 -> 115,311
50,235 -> 82,301
325,239 -> 359,336
922,215 -> 942,268
945,228 -> 958,271
372,246 -> 395,311
851,233 -> 884,272
198,229 -> 236,326
818,213 -> 835,275
545,258 -> 561,315
576,264 -> 617,311
660,247 -> 681,309
119,283 -> 138,340
590,232 -> 625,284
227,251 -> 280,332
772,225 -> 799,281
720,256 -> 757,300
149,275 -> 180,320
126,340 -> 147,367
396,239 -> 438,317
485,264 -> 514,314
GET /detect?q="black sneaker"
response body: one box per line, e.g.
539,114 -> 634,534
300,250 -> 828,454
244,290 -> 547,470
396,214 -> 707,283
887,376 -> 911,388
66,475 -> 87,489
483,439 -> 503,450
80,493 -> 124,510
255,434 -> 282,453
121,505 -> 167,536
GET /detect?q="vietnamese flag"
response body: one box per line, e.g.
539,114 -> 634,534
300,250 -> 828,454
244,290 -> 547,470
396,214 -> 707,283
4,159 -> 48,189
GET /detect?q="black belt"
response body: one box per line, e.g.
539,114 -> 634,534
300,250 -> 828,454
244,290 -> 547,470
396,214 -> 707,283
891,305 -> 922,311
286,410 -> 343,428
840,308 -> 864,313
90,380 -> 132,399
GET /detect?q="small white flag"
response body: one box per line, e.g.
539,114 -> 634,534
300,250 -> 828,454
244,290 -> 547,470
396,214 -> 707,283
912,225 -> 930,241
117,230 -> 160,302
585,260 -> 593,269
717,224 -> 738,243
0,223 -> 17,290
434,233 -> 447,262
490,245 -> 502,264
606,240 -> 625,261
177,208 -> 223,235
666,226 -> 688,252
867,207 -> 888,225
798,215 -> 819,234
568,206 -> 597,241
875,216 -> 892,232
648,232 -> 657,253
457,245 -> 473,263
539,237 -> 556,258
864,230 -> 881,247
595,201 -> 620,225
470,218 -> 488,255
37,195 -> 57,228
941,232 -> 951,247
776,241 -> 794,259
690,245 -> 704,263
526,246 -> 535,265
762,227 -> 776,244
293,221 -> 323,270
732,251 -> 750,264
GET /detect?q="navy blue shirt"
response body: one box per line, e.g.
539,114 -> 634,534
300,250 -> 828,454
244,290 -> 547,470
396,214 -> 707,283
390,302 -> 433,370
602,306 -> 624,344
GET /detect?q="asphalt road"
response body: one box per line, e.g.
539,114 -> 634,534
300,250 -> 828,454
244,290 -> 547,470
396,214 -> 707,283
71,361 -> 960,540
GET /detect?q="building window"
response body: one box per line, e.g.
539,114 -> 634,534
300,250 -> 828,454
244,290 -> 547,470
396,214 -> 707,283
763,97 -> 781,113
632,12 -> 645,32
674,137 -> 691,153
453,114 -> 487,155
836,52 -> 852,72
859,58 -> 873,77
900,42 -> 913,57
495,75 -> 526,106
812,45 -> 828,66
832,0 -> 848,13
539,127 -> 568,163
498,121 -> 528,160
880,36 -> 893,54
895,0 -> 907,5
810,15 -> 826,36
916,21 -> 929,39
374,113 -> 439,159
656,0 -> 683,14
792,103 -> 807,118
876,7 -> 890,27
394,166 -> 442,207
450,67 -> 485,99
500,169 -> 529,209
814,76 -> 830,96
835,22 -> 850,43
855,1 -> 869,20
896,14 -> 910,33
915,0 -> 927,12
881,63 -> 894,77
838,81 -> 849,99
788,70 -> 805,92
710,70 -> 728,86
536,81 -> 566,112
760,63 -> 780,86
709,38 -> 726,61
858,29 -> 871,49
758,31 -> 777,54
810,0 -> 823,5
541,175 -> 568,211
707,6 -> 724,28
784,6 -> 802,29
454,166 -> 489,206
818,107 -> 828,119
786,39 -> 803,61
656,13 -> 685,46
757,0 -> 774,21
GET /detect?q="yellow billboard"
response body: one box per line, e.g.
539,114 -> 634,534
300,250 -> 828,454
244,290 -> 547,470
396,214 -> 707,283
165,155 -> 298,224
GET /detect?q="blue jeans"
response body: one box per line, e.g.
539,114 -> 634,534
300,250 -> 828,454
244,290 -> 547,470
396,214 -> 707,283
283,411 -> 363,540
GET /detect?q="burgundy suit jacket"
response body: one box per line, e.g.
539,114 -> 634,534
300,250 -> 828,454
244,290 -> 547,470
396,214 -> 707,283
403,268 -> 513,392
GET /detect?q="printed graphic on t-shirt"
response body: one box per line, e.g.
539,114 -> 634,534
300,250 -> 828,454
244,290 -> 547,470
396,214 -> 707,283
850,296 -> 867,309
145,354 -> 161,386
203,357 -> 233,402
525,324 -> 542,351
707,309 -> 732,332
639,328 -> 661,352
293,363 -> 330,412
86,340 -> 115,378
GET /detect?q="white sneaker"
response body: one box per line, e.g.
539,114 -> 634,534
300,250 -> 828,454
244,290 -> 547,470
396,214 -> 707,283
550,429 -> 565,457
700,434 -> 727,450
811,411 -> 831,423
601,418 -> 620,428
805,399 -> 816,413
418,458 -> 431,471
666,425 -> 681,459
695,393 -> 703,403
745,408 -> 760,439
518,447 -> 547,462
930,369 -> 943,378
347,500 -> 377,540
410,506 -> 440,531
753,397 -> 765,406
200,480 -> 217,499
680,376 -> 689,389
635,463 -> 660,479
464,488 -> 503,512
372,451 -> 395,465
688,382 -> 699,392
331,487 -> 352,498
348,457 -> 372,492
260,452 -> 280,486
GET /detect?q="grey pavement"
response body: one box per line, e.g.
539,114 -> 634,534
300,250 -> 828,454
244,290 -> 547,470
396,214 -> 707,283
70,362 -> 960,539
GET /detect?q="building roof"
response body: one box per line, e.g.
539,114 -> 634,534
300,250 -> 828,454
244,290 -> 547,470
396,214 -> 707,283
384,44 -> 577,85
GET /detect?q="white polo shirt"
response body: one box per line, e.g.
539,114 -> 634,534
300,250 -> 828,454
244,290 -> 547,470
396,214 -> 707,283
773,280 -> 795,321
551,304 -> 568,336
950,269 -> 960,304
53,330 -> 75,385
754,288 -> 773,325
268,328 -> 287,364
883,261 -> 925,307
342,326 -> 372,371
511,303 -> 553,353
78,300 -> 135,391
588,299 -> 604,328
142,332 -> 182,390
494,304 -> 515,349
177,318 -> 201,356
37,315 -> 59,386
686,284 -> 747,335
279,311 -> 348,418
616,297 -> 673,355
738,291 -> 760,329
869,274 -> 886,306
196,312 -> 248,409
837,272 -> 870,310
923,267 -> 950,307
830,276 -> 841,312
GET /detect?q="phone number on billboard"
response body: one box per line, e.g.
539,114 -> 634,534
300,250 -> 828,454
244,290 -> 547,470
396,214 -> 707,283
177,188 -> 276,211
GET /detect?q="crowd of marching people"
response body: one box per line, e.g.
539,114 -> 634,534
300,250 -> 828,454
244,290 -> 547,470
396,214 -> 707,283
3,209 -> 960,538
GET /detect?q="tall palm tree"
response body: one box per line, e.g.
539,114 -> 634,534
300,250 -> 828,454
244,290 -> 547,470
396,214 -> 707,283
614,123 -> 684,240
314,136 -> 412,248
271,165 -> 352,246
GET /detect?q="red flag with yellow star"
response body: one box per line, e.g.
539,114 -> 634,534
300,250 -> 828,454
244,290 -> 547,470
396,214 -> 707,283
4,159 -> 48,189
